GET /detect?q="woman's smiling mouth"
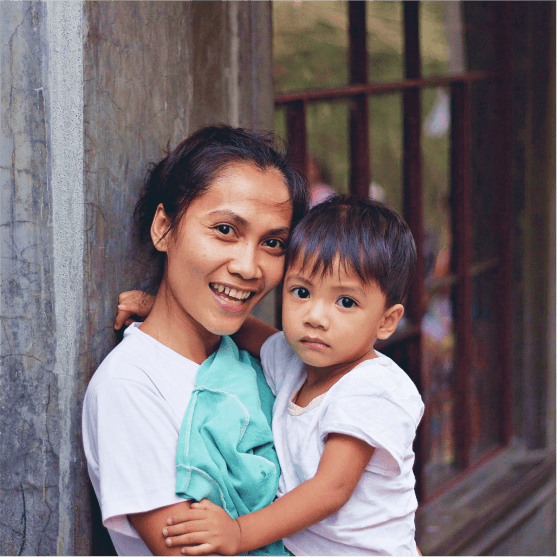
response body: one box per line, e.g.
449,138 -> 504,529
210,282 -> 255,311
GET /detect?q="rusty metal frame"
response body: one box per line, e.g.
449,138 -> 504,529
276,0 -> 513,502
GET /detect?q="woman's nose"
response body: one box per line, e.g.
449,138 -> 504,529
227,244 -> 263,280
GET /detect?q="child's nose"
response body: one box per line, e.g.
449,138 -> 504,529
304,301 -> 329,329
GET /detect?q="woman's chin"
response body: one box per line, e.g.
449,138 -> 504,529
202,315 -> 248,337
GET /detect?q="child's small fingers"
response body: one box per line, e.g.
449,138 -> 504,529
192,499 -> 216,510
163,520 -> 207,537
181,543 -> 214,556
165,532 -> 209,548
167,509 -> 207,526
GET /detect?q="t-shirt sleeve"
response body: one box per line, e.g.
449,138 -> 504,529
260,331 -> 289,395
319,394 -> 418,477
83,375 -> 185,537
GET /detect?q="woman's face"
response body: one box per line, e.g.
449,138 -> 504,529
153,162 -> 292,336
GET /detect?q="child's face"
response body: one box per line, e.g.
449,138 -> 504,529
282,255 -> 403,371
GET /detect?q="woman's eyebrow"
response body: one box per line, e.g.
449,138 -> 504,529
268,226 -> 290,237
208,210 -> 247,227
209,210 -> 289,237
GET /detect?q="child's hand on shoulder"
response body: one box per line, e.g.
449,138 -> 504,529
163,499 -> 241,556
114,290 -> 155,330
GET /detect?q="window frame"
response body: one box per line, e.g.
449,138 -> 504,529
274,1 -> 513,502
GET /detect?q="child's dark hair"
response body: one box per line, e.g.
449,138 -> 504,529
286,195 -> 416,307
134,125 -> 309,284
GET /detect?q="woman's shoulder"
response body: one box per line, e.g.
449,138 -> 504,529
86,323 -> 198,398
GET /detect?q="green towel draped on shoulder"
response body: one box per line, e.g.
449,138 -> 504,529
176,336 -> 289,556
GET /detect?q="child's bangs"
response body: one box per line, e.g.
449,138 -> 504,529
288,212 -> 383,286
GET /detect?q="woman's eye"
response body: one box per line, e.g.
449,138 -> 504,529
292,287 -> 310,299
264,238 -> 285,249
338,297 -> 356,308
216,224 -> 233,235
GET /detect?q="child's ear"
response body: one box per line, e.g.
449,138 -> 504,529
151,203 -> 171,252
376,304 -> 405,340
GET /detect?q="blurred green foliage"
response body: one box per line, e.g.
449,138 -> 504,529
273,1 -> 452,235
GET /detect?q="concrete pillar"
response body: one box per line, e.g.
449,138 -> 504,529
0,2 -> 273,554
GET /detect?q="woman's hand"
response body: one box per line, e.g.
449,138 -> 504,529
114,290 -> 155,330
163,499 -> 241,556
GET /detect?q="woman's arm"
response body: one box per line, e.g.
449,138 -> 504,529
130,501 -> 195,556
230,314 -> 278,359
163,433 -> 375,555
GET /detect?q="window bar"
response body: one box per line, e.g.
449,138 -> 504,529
286,100 -> 308,176
348,1 -> 371,199
450,81 -> 472,470
277,100 -> 308,329
493,2 -> 513,445
402,1 -> 425,501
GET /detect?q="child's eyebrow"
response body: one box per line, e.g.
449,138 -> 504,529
285,274 -> 313,285
330,284 -> 364,293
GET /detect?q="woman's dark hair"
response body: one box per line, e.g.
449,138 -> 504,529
135,125 -> 309,283
286,195 -> 416,307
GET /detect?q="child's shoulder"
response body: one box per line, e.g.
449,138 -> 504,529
260,331 -> 305,394
333,354 -> 423,416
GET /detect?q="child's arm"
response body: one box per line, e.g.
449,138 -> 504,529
114,290 -> 155,329
230,314 -> 278,359
113,291 -> 277,359
163,433 -> 375,555
114,290 -> 278,358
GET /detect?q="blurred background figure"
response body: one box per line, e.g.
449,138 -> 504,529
307,155 -> 336,207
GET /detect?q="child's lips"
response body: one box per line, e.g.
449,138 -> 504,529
300,336 -> 330,350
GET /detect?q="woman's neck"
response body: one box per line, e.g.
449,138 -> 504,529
139,284 -> 220,365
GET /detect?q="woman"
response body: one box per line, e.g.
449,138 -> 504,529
82,126 -> 308,556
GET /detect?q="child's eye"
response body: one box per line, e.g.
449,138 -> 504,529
263,238 -> 285,249
292,287 -> 310,299
337,297 -> 356,308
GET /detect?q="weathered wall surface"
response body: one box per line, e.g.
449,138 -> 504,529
0,3 -> 60,555
1,1 -> 274,554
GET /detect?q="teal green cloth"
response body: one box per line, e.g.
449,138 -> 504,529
176,336 -> 289,556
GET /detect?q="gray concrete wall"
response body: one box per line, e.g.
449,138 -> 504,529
0,1 -> 274,554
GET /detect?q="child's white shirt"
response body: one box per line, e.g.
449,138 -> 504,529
261,332 -> 424,556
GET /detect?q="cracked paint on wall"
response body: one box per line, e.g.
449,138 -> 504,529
1,2 -> 60,555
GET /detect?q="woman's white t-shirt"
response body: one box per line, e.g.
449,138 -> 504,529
82,323 -> 198,556
261,332 -> 424,556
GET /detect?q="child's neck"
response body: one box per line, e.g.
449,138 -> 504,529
296,352 -> 378,408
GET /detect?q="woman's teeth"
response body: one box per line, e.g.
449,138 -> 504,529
211,284 -> 252,301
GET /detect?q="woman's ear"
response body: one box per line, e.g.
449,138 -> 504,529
151,203 -> 171,252
376,303 -> 405,340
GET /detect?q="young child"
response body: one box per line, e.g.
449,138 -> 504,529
117,195 -> 423,556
